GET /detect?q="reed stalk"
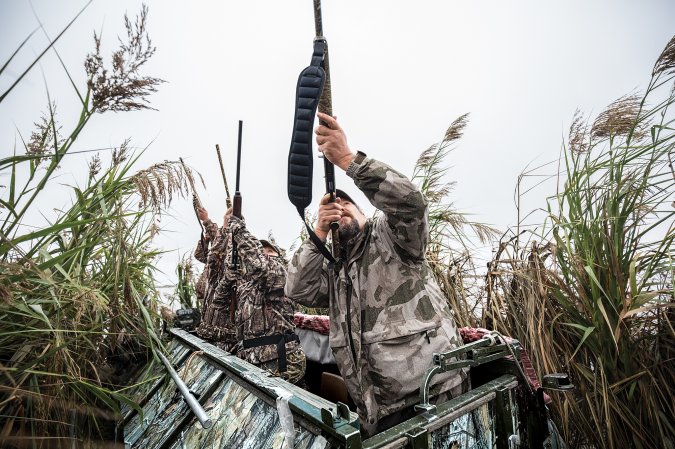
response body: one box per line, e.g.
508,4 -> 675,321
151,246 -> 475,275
485,35 -> 675,449
0,5 -> 189,442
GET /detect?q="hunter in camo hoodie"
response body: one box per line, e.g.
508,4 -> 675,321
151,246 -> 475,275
286,113 -> 467,435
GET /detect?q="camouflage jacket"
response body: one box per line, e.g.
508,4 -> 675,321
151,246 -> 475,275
195,220 -> 237,344
194,219 -> 218,302
194,219 -> 219,263
219,217 -> 299,365
286,153 -> 467,432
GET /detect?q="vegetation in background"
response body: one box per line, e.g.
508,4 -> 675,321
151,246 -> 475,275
485,36 -> 675,449
172,253 -> 199,311
1,2 -> 672,448
0,5 -> 195,443
411,113 -> 499,328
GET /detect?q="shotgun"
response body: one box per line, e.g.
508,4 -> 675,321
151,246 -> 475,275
313,0 -> 340,258
229,120 -> 243,323
179,157 -> 207,253
215,144 -> 232,209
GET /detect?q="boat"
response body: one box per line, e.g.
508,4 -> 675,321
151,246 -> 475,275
121,312 -> 569,449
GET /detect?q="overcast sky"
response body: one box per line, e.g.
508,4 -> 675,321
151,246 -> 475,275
1,1 -> 673,290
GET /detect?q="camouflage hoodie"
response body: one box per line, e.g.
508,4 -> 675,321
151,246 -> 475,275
195,220 -> 237,345
286,153 -> 467,433
223,217 -> 302,367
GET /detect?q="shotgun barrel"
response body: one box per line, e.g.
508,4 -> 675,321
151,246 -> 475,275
230,120 -> 243,323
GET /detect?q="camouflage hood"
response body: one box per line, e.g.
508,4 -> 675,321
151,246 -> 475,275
286,153 -> 467,434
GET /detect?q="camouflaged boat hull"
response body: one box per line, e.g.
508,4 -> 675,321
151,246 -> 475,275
122,328 -> 531,449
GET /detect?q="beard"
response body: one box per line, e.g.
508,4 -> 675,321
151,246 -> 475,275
338,218 -> 360,246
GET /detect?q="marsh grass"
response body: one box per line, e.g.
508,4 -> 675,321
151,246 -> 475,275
0,5 -> 190,443
412,114 -> 499,327
485,35 -> 675,449
172,253 -> 198,311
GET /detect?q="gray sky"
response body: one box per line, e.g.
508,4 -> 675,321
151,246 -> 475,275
1,0 -> 674,290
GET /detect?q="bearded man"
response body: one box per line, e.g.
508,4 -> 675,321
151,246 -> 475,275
285,112 -> 468,436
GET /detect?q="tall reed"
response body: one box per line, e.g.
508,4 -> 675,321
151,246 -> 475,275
485,35 -> 675,449
0,5 -> 191,443
411,114 -> 499,327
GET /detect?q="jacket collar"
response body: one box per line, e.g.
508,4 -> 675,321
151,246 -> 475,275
342,220 -> 372,265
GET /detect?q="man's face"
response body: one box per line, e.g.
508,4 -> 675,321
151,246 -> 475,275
338,199 -> 366,244
262,246 -> 279,258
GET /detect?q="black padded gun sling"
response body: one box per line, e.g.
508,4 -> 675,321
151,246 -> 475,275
287,39 -> 336,264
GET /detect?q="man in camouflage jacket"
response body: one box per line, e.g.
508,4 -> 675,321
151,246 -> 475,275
214,215 -> 306,384
286,112 -> 468,435
194,208 -> 238,349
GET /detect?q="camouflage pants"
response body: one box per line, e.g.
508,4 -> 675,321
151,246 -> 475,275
257,347 -> 307,385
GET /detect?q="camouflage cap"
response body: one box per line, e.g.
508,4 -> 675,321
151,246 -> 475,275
335,189 -> 362,211
260,239 -> 284,258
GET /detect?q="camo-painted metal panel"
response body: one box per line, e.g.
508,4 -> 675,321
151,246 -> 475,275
362,376 -> 519,449
168,377 -> 332,449
124,354 -> 224,448
295,432 -> 334,449
429,401 -> 494,449
167,328 -> 361,446
121,340 -> 192,421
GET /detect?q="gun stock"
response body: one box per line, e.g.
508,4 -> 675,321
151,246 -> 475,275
232,193 -> 242,219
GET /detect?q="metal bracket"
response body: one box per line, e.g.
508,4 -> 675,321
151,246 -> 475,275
405,426 -> 429,449
414,402 -> 437,414
416,334 -> 521,413
415,365 -> 442,413
434,341 -> 520,371
337,401 -> 351,421
542,373 -> 574,392
321,407 -> 337,428
321,402 -> 351,429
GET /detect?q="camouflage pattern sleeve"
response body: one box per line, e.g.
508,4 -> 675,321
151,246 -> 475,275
205,225 -> 231,288
213,269 -> 235,304
210,226 -> 235,305
194,238 -> 208,263
203,219 -> 219,241
195,269 -> 207,301
285,239 -> 330,308
194,219 -> 219,263
346,152 -> 428,261
228,217 -> 275,285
